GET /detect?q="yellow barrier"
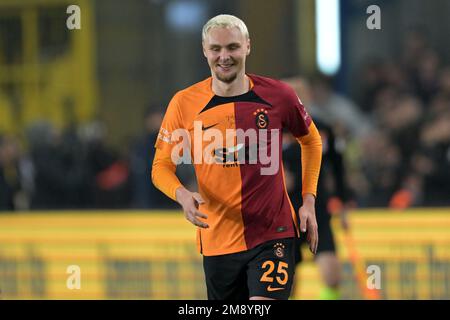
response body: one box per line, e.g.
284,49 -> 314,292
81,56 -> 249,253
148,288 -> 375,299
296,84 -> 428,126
0,209 -> 449,299
296,209 -> 450,300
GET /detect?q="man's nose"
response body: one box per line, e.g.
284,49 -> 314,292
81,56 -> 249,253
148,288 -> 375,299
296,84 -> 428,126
219,49 -> 231,61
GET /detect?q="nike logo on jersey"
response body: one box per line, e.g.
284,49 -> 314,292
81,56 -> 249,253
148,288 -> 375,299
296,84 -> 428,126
202,123 -> 219,131
267,285 -> 284,292
226,143 -> 244,153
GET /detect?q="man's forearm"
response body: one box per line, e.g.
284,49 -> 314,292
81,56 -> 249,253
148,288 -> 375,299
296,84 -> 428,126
297,121 -> 323,197
151,148 -> 183,201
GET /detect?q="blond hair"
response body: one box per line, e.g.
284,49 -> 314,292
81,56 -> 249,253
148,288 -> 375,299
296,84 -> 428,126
202,14 -> 249,42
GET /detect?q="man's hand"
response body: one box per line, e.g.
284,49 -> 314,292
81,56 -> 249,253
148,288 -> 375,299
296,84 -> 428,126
175,187 -> 209,228
298,193 -> 318,254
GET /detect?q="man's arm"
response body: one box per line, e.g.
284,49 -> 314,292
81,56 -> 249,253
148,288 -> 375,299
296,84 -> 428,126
296,121 -> 323,254
326,125 -> 351,230
151,92 -> 209,228
151,148 -> 182,201
297,121 -> 322,197
152,148 -> 209,228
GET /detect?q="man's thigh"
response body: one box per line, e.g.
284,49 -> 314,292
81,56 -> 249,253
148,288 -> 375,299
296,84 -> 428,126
203,251 -> 249,300
247,238 -> 296,300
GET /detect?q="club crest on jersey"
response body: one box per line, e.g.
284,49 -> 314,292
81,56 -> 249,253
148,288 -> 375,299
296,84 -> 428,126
253,108 -> 269,129
273,243 -> 285,258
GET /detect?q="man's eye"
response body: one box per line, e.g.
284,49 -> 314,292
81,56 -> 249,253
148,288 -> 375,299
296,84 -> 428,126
211,48 -> 220,52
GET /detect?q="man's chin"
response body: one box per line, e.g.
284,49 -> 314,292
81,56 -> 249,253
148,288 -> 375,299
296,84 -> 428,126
216,72 -> 238,84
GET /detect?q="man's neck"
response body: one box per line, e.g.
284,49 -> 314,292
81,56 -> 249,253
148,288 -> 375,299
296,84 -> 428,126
211,73 -> 250,97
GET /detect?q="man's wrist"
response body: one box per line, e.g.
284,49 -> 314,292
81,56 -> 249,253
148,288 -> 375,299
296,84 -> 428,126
302,193 -> 316,203
175,186 -> 189,203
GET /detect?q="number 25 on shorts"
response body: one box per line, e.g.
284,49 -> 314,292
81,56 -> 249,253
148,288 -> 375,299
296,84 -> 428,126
260,260 -> 289,288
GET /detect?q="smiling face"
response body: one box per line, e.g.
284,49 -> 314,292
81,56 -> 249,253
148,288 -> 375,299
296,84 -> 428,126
202,26 -> 250,84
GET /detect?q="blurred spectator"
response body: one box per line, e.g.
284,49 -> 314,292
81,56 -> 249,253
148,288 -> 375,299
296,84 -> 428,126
79,121 -> 131,209
308,73 -> 373,139
0,134 -> 24,210
414,50 -> 441,103
438,67 -> 450,96
28,122 -> 88,209
402,26 -> 430,77
28,120 -> 131,210
0,133 -> 34,211
357,58 -> 385,114
374,95 -> 423,161
356,26 -> 450,208
413,107 -> 450,206
359,131 -> 402,206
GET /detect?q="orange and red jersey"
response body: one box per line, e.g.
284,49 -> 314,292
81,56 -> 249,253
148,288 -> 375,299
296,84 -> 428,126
152,74 -> 322,256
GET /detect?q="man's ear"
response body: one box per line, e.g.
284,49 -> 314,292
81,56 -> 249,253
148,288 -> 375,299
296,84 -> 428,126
246,38 -> 251,55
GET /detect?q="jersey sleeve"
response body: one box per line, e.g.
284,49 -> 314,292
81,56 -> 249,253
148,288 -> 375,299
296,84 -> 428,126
281,86 -> 312,138
152,148 -> 182,201
296,121 -> 322,197
152,92 -> 185,201
154,92 -> 184,153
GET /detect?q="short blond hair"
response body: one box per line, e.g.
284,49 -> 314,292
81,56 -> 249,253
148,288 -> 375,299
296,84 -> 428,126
202,14 -> 249,42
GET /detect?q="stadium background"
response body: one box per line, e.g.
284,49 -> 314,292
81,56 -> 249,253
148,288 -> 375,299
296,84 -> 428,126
0,0 -> 449,299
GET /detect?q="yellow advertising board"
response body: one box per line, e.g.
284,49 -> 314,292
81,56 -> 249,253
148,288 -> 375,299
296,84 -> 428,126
0,209 -> 448,299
